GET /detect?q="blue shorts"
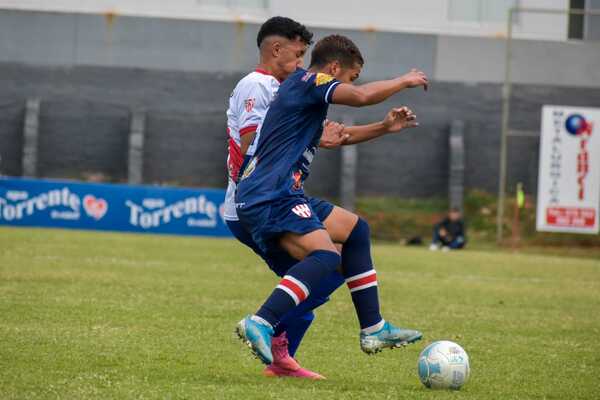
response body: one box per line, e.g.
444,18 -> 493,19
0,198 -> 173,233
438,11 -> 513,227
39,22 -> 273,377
237,196 -> 333,255
231,196 -> 334,274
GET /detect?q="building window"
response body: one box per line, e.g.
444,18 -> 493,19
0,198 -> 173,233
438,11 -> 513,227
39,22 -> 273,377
448,0 -> 518,23
568,0 -> 585,39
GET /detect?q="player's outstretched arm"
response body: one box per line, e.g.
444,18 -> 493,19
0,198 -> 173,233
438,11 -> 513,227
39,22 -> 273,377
332,69 -> 428,107
340,107 -> 419,146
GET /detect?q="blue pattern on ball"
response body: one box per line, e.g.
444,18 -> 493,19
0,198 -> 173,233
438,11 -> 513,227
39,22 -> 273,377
418,358 -> 429,381
429,362 -> 442,374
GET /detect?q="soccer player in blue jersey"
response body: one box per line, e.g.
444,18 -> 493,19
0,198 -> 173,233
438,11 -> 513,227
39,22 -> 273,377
225,17 -> 349,379
235,34 -> 429,365
226,17 -> 425,379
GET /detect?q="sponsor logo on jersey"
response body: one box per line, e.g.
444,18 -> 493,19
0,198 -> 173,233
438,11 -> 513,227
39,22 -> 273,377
315,73 -> 334,86
292,170 -> 303,190
301,71 -> 314,82
240,156 -> 258,181
291,204 -> 312,218
244,98 -> 255,113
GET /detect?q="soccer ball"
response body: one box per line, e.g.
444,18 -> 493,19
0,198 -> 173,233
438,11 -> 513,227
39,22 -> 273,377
417,340 -> 470,390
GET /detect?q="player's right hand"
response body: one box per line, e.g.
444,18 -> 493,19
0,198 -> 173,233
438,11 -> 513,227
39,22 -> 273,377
383,106 -> 419,133
401,69 -> 429,91
319,119 -> 348,149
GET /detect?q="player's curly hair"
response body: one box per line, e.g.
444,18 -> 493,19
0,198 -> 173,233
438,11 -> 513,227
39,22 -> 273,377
309,34 -> 364,68
257,16 -> 313,48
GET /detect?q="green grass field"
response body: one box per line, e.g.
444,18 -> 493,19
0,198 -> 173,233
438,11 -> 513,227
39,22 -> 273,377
1,226 -> 599,399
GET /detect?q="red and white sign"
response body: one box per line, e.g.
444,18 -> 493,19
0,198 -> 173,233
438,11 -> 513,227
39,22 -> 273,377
537,106 -> 600,234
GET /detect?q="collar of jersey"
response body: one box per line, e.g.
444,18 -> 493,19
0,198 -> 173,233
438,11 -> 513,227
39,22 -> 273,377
255,68 -> 282,83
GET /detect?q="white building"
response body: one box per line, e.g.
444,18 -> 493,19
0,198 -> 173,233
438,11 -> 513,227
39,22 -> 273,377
0,0 -> 596,41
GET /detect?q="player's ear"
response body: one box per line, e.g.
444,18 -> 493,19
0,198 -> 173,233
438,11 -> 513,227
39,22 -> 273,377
329,61 -> 342,77
271,41 -> 281,58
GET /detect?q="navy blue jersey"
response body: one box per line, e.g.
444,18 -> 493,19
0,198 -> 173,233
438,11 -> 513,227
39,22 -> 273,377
236,68 -> 340,208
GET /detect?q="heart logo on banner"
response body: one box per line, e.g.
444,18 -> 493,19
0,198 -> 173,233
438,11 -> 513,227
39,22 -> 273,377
83,195 -> 108,220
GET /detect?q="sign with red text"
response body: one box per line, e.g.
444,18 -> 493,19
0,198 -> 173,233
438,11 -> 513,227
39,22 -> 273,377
537,106 -> 600,234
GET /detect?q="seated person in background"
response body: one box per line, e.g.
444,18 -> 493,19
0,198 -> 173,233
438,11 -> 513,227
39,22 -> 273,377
429,208 -> 466,251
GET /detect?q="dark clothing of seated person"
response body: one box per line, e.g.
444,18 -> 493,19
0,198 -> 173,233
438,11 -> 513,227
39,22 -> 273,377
430,208 -> 466,251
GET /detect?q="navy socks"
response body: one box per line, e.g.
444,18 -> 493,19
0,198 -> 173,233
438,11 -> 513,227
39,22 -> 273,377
341,218 -> 384,332
256,250 -> 341,327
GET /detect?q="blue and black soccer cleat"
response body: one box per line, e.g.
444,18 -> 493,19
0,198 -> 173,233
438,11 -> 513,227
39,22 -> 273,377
235,316 -> 274,365
360,321 -> 423,355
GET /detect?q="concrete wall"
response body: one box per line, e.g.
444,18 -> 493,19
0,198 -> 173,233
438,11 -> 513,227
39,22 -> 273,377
435,36 -> 600,88
1,10 -> 600,199
0,100 -> 23,176
3,62 -> 600,199
1,10 -> 598,85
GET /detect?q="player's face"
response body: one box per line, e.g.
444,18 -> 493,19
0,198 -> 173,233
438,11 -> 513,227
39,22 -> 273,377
275,38 -> 308,79
332,62 -> 362,84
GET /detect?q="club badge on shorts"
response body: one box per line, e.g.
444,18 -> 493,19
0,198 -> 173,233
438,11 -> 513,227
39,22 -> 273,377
291,204 -> 312,218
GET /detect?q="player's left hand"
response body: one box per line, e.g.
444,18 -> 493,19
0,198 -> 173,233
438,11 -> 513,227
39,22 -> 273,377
320,119 -> 349,149
382,106 -> 419,133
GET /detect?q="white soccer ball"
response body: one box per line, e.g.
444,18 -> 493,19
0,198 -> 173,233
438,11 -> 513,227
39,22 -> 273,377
417,340 -> 470,390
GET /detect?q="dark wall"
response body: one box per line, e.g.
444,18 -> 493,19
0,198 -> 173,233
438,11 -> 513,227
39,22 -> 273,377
38,100 -> 130,180
2,63 -> 600,198
143,111 -> 227,187
0,100 -> 24,176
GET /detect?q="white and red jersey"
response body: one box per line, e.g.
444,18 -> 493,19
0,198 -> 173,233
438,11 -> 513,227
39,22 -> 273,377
224,68 -> 280,221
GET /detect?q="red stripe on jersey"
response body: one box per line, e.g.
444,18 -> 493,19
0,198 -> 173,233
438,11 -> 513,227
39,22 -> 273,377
347,273 -> 377,290
239,124 -> 258,136
227,137 -> 243,182
280,278 -> 308,302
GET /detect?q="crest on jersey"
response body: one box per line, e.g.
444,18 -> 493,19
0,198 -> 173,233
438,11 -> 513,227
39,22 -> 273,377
315,73 -> 334,86
291,204 -> 312,218
244,98 -> 255,112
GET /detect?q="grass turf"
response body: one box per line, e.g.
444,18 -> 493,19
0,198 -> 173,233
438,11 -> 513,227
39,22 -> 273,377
1,226 -> 599,399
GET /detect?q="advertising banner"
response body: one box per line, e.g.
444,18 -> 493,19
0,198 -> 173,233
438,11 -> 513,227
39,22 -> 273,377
537,106 -> 600,234
0,177 -> 231,237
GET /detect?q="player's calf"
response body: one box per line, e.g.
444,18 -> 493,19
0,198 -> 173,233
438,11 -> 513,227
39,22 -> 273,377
341,218 -> 423,351
341,218 -> 384,330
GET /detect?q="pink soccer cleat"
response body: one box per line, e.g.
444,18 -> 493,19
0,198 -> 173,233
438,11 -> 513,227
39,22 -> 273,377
270,332 -> 300,371
263,332 -> 325,380
263,364 -> 325,380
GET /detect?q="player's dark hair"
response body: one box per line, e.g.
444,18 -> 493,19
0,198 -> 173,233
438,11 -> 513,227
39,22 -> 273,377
256,16 -> 313,48
309,34 -> 364,68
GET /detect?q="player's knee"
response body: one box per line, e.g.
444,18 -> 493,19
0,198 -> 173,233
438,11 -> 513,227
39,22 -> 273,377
309,249 -> 341,273
348,217 -> 370,244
